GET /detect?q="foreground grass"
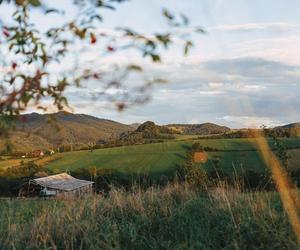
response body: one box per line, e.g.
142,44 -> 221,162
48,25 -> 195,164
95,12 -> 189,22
0,184 -> 299,249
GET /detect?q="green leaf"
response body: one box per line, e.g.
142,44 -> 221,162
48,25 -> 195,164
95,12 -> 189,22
184,41 -> 193,55
145,40 -> 156,49
28,0 -> 41,7
102,4 -> 116,10
162,8 -> 174,20
152,78 -> 168,84
127,64 -> 143,72
120,28 -> 137,37
155,33 -> 171,48
151,54 -> 161,62
45,8 -> 60,14
195,26 -> 206,34
90,14 -> 103,22
180,13 -> 189,26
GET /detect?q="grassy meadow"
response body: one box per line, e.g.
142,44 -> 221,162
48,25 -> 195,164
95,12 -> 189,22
43,138 -> 300,176
1,137 -> 300,179
1,138 -> 300,249
0,183 -> 299,249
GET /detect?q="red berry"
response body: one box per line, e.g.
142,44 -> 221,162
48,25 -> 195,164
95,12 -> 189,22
11,62 -> 17,70
93,73 -> 100,79
2,29 -> 10,37
90,34 -> 97,44
107,46 -> 115,52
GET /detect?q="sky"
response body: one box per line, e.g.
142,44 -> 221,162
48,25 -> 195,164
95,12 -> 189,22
1,0 -> 300,128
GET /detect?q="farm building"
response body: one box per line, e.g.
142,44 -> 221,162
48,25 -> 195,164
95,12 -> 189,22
19,173 -> 94,198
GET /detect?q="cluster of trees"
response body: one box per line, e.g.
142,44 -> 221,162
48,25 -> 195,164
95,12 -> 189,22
0,150 -> 25,157
264,127 -> 300,138
68,121 -> 180,150
223,129 -> 260,138
168,123 -> 230,135
223,127 -> 300,139
113,121 -> 177,146
0,161 -> 48,195
0,149 -> 54,157
195,127 -> 300,139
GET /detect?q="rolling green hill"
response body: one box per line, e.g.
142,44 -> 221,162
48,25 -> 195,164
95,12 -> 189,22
43,138 -> 300,178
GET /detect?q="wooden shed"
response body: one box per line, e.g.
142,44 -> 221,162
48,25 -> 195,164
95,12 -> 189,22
19,173 -> 94,198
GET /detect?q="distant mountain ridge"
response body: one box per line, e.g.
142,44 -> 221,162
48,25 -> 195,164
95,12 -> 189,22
274,123 -> 300,129
2,112 -> 298,153
271,122 -> 300,137
0,112 -> 134,153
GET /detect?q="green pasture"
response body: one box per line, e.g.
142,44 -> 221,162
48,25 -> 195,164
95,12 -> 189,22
1,138 -> 299,176
44,138 -> 300,176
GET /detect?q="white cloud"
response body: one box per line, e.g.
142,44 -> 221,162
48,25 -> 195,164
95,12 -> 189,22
218,116 -> 284,128
235,83 -> 266,92
199,90 -> 224,95
211,22 -> 300,33
229,36 -> 300,65
60,56 -> 300,126
208,82 -> 225,88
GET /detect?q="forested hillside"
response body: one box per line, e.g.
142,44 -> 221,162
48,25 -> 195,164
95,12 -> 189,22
0,112 -> 133,153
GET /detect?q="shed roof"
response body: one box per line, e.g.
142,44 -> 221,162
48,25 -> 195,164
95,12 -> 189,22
32,173 -> 94,192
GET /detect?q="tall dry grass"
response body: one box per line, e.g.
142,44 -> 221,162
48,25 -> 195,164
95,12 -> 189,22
250,132 -> 300,244
0,182 -> 299,250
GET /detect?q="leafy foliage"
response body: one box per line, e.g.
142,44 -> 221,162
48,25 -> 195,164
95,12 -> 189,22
118,121 -> 177,145
177,144 -> 208,190
0,0 -> 203,118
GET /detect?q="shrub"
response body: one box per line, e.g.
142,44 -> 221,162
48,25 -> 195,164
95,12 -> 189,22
177,150 -> 208,190
191,142 -> 203,151
237,170 -> 274,191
